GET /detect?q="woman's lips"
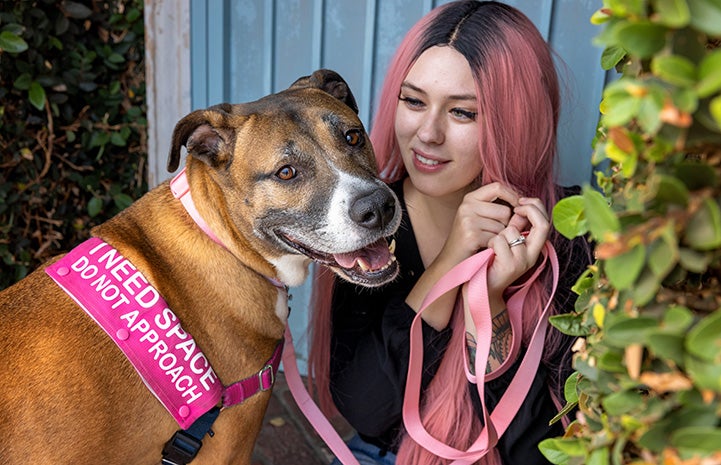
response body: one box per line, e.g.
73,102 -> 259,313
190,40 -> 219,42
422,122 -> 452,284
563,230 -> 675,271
412,150 -> 447,173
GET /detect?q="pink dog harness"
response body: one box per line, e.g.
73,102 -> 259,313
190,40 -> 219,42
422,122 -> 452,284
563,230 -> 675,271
45,238 -> 283,428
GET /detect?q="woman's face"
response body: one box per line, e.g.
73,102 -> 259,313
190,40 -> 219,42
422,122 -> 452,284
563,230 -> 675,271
395,45 -> 483,199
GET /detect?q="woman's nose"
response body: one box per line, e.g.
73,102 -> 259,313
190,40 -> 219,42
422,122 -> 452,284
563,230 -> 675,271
416,111 -> 445,144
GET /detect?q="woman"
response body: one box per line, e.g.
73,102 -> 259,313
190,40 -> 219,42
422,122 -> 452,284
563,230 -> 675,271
309,2 -> 591,464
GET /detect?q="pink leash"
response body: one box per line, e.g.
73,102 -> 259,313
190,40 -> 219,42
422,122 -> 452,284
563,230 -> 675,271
403,242 -> 559,464
283,327 -> 362,465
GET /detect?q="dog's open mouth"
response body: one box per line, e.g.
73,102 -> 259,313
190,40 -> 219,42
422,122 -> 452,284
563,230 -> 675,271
277,233 -> 399,287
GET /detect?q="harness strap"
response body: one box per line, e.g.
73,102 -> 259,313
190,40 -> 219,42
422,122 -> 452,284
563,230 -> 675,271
161,341 -> 283,465
162,407 -> 221,465
223,342 -> 283,407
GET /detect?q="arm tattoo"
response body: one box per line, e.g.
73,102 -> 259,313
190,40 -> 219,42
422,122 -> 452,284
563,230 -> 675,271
466,309 -> 512,375
466,332 -> 477,375
488,309 -> 511,372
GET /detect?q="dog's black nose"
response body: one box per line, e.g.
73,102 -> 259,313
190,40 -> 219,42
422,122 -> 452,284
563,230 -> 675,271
350,189 -> 396,230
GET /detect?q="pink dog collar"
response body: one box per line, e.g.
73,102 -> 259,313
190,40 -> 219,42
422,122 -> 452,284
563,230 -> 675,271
45,238 -> 282,429
170,167 -> 225,248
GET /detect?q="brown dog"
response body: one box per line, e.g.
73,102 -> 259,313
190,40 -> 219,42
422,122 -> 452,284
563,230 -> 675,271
0,69 -> 400,465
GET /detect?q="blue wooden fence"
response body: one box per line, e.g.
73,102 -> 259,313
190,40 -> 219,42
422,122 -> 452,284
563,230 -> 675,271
188,0 -> 608,372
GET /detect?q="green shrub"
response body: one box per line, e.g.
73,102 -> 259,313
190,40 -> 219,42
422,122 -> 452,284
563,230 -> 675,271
544,1 -> 721,464
0,0 -> 146,289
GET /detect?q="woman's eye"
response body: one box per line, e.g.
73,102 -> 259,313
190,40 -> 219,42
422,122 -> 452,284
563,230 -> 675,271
399,95 -> 423,108
345,129 -> 363,146
451,108 -> 478,121
275,165 -> 297,180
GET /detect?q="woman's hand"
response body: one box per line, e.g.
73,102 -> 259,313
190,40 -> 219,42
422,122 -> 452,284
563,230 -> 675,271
437,182 -> 521,266
486,197 -> 550,298
407,183 -> 521,330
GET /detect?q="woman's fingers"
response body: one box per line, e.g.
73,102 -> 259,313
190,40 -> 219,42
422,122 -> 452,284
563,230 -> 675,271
486,197 -> 550,294
513,199 -> 550,257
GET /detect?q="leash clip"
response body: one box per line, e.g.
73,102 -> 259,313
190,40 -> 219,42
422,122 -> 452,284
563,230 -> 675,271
258,364 -> 275,391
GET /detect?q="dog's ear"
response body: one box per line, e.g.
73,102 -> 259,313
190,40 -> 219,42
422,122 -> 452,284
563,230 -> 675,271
290,69 -> 359,114
167,105 -> 236,172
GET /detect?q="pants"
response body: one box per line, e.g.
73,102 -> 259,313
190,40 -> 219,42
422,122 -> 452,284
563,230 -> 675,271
330,434 -> 398,465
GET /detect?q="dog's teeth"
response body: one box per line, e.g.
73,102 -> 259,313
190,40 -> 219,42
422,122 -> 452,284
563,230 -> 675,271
388,239 -> 396,254
357,259 -> 370,272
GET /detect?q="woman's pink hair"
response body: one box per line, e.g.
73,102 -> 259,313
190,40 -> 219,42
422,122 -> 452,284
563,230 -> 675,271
309,2 -> 566,464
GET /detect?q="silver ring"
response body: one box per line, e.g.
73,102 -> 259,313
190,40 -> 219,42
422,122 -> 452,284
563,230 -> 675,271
508,236 -> 526,248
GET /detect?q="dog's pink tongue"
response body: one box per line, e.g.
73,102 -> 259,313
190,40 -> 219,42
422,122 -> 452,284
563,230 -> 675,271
333,239 -> 391,270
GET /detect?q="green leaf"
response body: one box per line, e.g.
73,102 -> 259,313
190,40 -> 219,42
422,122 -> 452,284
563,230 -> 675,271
13,73 -> 32,91
591,8 -> 613,25
89,131 -> 111,149
550,374 -> 579,424
582,185 -> 620,241
587,446 -> 610,465
571,268 -> 595,295
552,196 -> 587,239
604,316 -> 657,348
616,22 -> 667,59
539,438 -> 587,464
663,305 -> 694,332
564,372 -> 579,404
0,30 -> 28,53
651,174 -> 689,207
697,49 -> 721,98
606,244 -> 645,290
639,422 -> 670,452
598,350 -> 627,372
710,95 -> 721,129
686,311 -> 721,363
549,313 -> 593,337
110,131 -> 127,147
601,45 -> 627,70
127,8 -> 142,22
671,426 -> 721,453
647,331 -> 686,364
675,162 -> 719,190
654,0 -> 692,27
107,52 -> 125,64
685,355 -> 721,391
637,90 -> 665,135
608,0 -> 646,17
632,267 -> 663,306
678,247 -> 711,273
684,198 -> 721,250
651,55 -> 696,87
88,196 -> 103,217
648,235 -> 678,279
688,0 -> 721,36
113,193 -> 134,211
28,82 -> 46,111
63,1 -> 93,19
600,84 -> 642,127
672,86 -> 699,114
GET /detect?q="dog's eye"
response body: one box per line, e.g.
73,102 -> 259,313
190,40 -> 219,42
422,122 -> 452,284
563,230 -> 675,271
345,129 -> 363,147
275,165 -> 297,180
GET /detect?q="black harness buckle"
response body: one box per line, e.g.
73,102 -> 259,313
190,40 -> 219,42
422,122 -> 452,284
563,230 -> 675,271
161,430 -> 203,465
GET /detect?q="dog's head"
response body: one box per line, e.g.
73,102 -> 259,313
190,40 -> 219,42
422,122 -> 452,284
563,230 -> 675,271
168,69 -> 401,287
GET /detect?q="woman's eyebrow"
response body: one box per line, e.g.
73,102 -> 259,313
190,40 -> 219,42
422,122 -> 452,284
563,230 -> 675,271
400,81 -> 475,101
